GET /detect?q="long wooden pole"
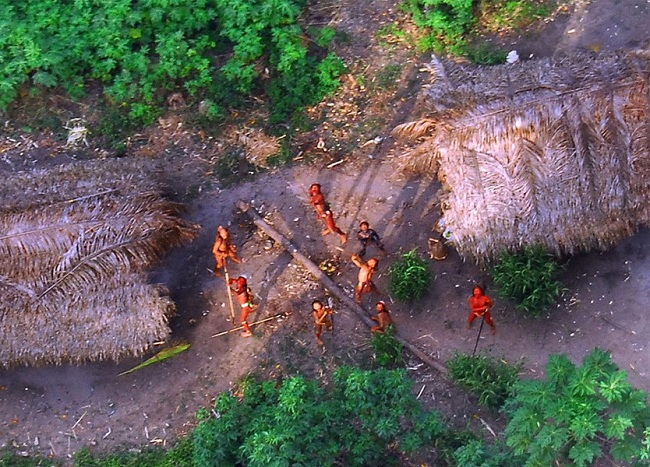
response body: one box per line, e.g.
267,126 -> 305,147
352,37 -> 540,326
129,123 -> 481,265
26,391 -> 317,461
237,201 -> 448,376
223,258 -> 236,324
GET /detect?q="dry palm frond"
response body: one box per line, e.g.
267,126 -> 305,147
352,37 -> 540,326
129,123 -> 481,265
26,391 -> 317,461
391,119 -> 437,139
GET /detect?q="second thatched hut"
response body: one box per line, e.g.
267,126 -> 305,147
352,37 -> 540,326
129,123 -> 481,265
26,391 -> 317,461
394,49 -> 650,262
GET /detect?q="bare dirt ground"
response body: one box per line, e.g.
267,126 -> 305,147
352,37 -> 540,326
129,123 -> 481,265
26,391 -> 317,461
1,0 -> 649,464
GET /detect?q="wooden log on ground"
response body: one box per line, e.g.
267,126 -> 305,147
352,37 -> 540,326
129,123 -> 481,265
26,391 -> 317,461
237,200 -> 448,376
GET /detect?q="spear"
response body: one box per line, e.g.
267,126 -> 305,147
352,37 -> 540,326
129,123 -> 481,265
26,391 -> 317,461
212,312 -> 289,337
471,315 -> 485,357
223,258 -> 236,324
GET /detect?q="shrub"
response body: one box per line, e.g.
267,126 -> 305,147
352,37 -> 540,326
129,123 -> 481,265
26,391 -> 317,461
399,0 -> 475,55
447,352 -> 522,410
453,438 -> 523,467
489,245 -> 563,316
193,368 -> 445,466
503,348 -> 650,466
370,326 -> 404,368
388,249 -> 431,301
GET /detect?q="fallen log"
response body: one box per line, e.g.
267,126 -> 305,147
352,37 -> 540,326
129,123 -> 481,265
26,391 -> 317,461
237,200 -> 448,376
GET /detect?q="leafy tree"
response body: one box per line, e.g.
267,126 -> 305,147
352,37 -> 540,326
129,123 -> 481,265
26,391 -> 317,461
503,348 -> 650,466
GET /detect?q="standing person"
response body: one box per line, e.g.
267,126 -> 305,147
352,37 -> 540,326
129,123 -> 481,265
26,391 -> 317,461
351,254 -> 379,304
311,300 -> 333,345
356,221 -> 386,257
308,183 -> 347,244
370,301 -> 393,333
212,225 -> 241,276
229,276 -> 254,337
467,285 -> 496,335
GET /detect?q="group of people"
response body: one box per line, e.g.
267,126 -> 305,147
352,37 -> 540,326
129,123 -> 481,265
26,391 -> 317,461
212,183 -> 496,342
308,183 -> 394,344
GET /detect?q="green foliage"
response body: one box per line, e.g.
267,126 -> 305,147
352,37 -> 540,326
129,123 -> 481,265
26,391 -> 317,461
399,0 -> 475,54
267,52 -> 346,124
463,43 -> 508,65
0,0 -> 345,125
503,348 -> 650,466
453,438 -> 523,467
388,249 -> 431,301
311,26 -> 338,48
193,368 -> 445,466
399,0 -> 554,62
0,449 -> 62,466
72,439 -> 192,466
489,245 -> 563,316
370,326 -> 404,368
448,352 -> 521,410
478,0 -> 553,33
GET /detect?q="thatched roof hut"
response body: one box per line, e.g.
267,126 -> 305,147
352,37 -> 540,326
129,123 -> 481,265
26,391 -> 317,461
0,159 -> 198,367
393,49 -> 650,262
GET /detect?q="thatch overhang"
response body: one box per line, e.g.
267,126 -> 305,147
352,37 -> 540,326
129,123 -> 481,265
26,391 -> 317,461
393,49 -> 650,262
0,159 -> 199,367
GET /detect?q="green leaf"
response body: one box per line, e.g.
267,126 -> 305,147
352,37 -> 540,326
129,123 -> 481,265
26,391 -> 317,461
568,441 -> 602,466
118,342 -> 190,375
598,370 -> 631,403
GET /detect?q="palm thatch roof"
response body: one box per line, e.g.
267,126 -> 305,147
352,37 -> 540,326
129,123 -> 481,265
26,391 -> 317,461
0,159 -> 199,367
393,49 -> 650,262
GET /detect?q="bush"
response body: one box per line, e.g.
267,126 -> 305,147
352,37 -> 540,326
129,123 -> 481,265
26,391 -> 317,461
192,368 -> 445,466
489,245 -> 563,316
503,348 -> 650,466
453,438 -> 523,467
370,326 -> 404,368
447,352 -> 522,410
388,249 -> 431,301
399,0 -> 475,55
